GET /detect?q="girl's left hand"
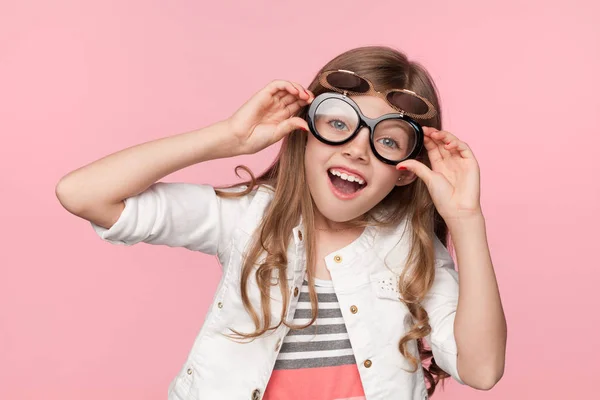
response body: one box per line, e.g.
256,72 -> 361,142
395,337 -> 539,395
396,127 -> 482,222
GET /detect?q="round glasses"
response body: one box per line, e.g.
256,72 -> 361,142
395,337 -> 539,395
306,92 -> 424,165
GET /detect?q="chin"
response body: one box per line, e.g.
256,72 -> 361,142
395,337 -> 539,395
315,206 -> 359,223
311,193 -> 371,223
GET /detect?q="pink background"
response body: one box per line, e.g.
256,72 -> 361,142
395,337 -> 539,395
1,0 -> 599,398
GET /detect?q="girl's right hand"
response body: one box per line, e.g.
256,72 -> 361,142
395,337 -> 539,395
227,80 -> 314,155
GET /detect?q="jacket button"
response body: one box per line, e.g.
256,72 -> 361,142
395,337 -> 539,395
217,302 -> 223,308
363,359 -> 372,368
298,231 -> 303,241
350,305 -> 358,314
251,388 -> 261,399
187,368 -> 193,375
293,287 -> 299,297
334,255 -> 342,263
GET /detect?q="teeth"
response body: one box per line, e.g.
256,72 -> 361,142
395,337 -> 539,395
329,169 -> 365,185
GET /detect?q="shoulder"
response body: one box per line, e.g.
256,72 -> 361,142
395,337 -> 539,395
217,183 -> 275,208
369,215 -> 411,272
216,183 -> 275,235
370,215 -> 455,269
216,183 -> 275,197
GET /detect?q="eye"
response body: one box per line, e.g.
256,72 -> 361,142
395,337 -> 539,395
377,137 -> 400,149
328,119 -> 349,131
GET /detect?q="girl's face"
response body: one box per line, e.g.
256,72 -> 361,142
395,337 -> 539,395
305,95 -> 418,224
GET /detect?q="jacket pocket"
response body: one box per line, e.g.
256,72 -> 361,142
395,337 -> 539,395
370,270 -> 430,397
369,270 -> 414,355
371,269 -> 404,300
169,365 -> 199,400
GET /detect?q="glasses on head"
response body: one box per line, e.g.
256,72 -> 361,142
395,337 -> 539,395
307,73 -> 430,165
318,69 -> 438,120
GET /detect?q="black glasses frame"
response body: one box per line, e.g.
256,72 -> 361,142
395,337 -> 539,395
306,92 -> 424,165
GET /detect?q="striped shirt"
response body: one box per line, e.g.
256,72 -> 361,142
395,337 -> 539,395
264,277 -> 366,400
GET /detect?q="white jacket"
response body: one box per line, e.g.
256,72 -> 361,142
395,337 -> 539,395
91,182 -> 465,399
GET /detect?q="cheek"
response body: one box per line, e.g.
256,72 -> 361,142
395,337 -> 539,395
370,166 -> 402,192
304,138 -> 320,184
305,136 -> 332,168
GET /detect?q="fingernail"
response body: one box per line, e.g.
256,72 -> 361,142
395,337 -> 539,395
397,166 -> 407,170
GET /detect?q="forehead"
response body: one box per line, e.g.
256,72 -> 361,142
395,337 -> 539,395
349,95 -> 397,118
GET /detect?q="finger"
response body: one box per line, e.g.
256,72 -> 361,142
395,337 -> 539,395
304,88 -> 315,103
423,136 -> 443,163
442,136 -> 461,153
423,127 -> 446,159
429,130 -> 452,159
267,80 -> 300,98
273,116 -> 309,141
289,81 -> 310,101
434,130 -> 474,159
278,93 -> 299,107
396,159 -> 434,187
436,129 -> 462,144
273,91 -> 287,101
430,128 -> 463,147
273,87 -> 299,102
452,140 -> 475,159
284,99 -> 309,116
274,83 -> 311,104
444,140 -> 458,149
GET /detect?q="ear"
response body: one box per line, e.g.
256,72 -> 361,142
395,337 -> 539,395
395,170 -> 418,187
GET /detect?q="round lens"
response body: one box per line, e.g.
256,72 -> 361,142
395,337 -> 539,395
386,91 -> 429,116
373,119 -> 417,162
326,71 -> 370,93
314,98 -> 359,143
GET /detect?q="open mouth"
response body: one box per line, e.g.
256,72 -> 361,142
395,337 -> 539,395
327,168 -> 367,196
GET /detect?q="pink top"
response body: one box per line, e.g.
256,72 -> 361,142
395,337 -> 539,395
264,277 -> 366,400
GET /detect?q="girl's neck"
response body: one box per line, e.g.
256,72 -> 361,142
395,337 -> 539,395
313,211 -> 353,232
312,211 -> 366,243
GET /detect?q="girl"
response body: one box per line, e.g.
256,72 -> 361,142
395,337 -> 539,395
56,46 -> 506,399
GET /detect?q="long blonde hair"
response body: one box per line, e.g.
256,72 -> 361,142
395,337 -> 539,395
216,46 -> 451,397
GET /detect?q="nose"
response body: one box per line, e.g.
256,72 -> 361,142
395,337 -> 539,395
341,126 -> 370,163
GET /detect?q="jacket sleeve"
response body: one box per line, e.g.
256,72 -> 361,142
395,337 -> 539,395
90,182 -> 254,262
421,236 -> 465,385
